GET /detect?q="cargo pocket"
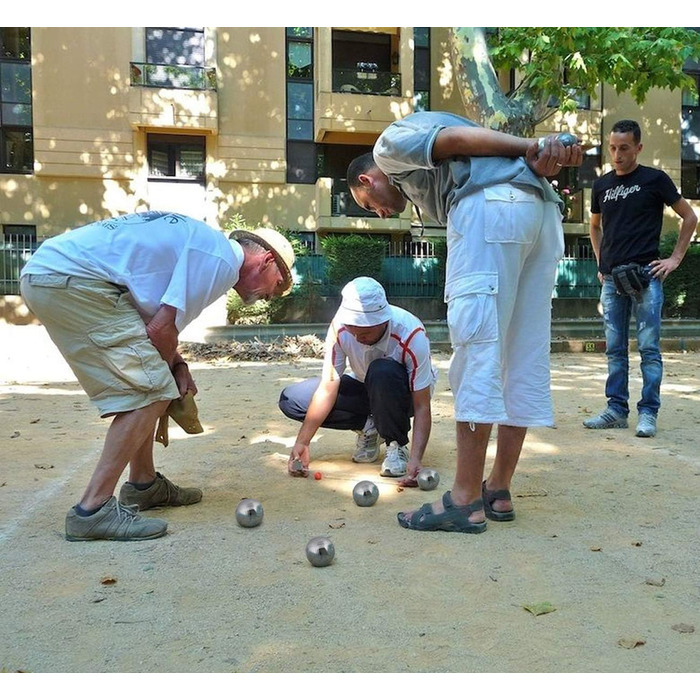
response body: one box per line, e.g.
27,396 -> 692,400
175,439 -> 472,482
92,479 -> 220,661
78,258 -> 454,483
87,320 -> 159,393
483,185 -> 541,244
445,273 -> 498,347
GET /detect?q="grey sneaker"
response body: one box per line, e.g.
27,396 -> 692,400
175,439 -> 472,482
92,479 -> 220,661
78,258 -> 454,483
65,496 -> 167,542
583,409 -> 628,429
119,472 -> 202,510
352,418 -> 380,463
635,413 -> 657,438
380,441 -> 409,477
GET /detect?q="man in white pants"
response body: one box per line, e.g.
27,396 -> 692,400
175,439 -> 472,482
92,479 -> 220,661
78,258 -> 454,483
21,211 -> 294,541
348,111 -> 582,533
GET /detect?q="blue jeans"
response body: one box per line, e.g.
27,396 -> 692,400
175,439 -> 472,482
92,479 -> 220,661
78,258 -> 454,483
600,270 -> 663,418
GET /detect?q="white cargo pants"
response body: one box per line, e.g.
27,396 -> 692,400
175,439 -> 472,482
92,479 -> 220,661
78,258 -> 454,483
445,184 -> 564,427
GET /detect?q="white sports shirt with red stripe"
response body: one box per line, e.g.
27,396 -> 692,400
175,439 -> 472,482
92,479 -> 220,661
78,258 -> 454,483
322,305 -> 438,392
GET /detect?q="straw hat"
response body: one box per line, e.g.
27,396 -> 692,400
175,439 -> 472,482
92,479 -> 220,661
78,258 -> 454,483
230,228 -> 295,296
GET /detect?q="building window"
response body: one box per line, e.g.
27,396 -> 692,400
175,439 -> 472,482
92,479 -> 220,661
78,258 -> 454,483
0,27 -> 32,174
287,82 -> 314,140
331,29 -> 400,96
2,223 -> 36,241
147,134 -> 205,181
287,31 -> 313,80
146,27 -> 204,67
547,68 -> 592,110
131,27 -> 214,90
1,224 -> 37,294
286,27 -> 316,184
413,27 -> 430,112
682,68 -> 700,200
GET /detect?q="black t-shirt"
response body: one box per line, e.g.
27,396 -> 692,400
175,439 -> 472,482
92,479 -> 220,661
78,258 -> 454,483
591,164 -> 680,273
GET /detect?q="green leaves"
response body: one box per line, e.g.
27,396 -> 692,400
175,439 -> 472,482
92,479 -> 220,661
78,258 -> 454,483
320,235 -> 386,291
485,27 -> 700,116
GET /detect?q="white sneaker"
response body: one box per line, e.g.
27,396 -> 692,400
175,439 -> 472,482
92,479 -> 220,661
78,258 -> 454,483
352,417 -> 380,463
635,413 -> 657,438
380,441 -> 409,477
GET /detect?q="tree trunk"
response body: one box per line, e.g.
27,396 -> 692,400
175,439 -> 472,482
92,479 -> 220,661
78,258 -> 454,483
448,27 -> 540,137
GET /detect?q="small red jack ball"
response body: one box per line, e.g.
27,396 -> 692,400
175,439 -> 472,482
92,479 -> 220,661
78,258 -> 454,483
314,471 -> 322,480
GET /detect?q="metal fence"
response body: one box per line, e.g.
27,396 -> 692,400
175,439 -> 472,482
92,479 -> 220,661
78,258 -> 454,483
1,239 -> 600,300
1,235 -> 39,294
294,247 -> 599,299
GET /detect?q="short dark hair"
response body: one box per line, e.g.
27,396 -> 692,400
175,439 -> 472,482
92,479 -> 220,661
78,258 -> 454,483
611,119 -> 641,144
347,152 -> 377,188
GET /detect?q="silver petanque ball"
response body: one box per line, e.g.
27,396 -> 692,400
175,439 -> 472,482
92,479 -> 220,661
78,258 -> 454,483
352,480 -> 379,507
417,469 -> 440,491
235,498 -> 264,527
306,536 -> 335,567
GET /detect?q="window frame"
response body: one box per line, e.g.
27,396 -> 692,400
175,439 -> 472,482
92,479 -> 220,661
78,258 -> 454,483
286,27 -> 316,184
0,27 -> 32,174
146,134 -> 206,183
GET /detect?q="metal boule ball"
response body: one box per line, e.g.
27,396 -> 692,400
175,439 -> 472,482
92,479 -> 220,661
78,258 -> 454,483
417,469 -> 440,491
306,536 -> 335,567
235,498 -> 264,527
352,480 -> 379,507
291,458 -> 304,473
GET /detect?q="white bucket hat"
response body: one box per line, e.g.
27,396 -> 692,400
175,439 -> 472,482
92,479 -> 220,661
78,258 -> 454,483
336,277 -> 391,327
230,228 -> 296,296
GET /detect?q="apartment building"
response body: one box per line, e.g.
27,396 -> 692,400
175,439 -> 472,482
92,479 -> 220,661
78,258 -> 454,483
1,26 -> 698,256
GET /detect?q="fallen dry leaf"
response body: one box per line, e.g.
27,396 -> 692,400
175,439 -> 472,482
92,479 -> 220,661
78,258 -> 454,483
396,486 -> 404,492
671,623 -> 695,634
618,638 -> 646,649
100,576 -> 117,585
10,431 -> 20,438
590,546 -> 602,552
328,522 -> 345,529
631,541 -> 643,547
645,577 -> 666,587
523,602 -> 556,616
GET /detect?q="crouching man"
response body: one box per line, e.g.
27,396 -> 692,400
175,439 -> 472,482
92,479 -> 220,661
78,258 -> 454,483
279,276 -> 437,483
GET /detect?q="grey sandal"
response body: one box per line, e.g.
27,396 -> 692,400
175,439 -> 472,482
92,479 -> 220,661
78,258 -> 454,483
482,480 -> 515,521
397,491 -> 487,533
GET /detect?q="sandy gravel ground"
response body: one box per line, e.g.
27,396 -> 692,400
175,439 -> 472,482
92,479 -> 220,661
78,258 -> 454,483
1,323 -> 699,679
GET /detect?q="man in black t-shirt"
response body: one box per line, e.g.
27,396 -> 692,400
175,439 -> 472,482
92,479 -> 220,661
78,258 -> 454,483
584,119 -> 697,437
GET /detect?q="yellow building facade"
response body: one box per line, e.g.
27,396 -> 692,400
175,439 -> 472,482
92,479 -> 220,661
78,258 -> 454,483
1,26 -> 698,247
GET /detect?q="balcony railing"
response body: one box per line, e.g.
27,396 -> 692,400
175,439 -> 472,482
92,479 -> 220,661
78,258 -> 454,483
332,68 -> 401,96
130,62 -> 217,91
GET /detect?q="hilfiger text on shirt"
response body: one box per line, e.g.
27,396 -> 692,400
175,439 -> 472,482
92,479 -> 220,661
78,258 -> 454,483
603,184 -> 641,202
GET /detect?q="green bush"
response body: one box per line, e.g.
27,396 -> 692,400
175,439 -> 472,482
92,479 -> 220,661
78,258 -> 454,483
268,277 -> 324,323
226,294 -> 271,325
659,233 -> 700,318
320,234 -> 386,291
432,237 -> 447,288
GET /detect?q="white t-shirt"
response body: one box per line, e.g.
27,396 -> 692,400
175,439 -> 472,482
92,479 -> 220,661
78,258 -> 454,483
21,212 -> 243,331
322,305 -> 438,393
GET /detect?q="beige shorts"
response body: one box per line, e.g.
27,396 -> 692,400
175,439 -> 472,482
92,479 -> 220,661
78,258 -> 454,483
20,274 -> 179,417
